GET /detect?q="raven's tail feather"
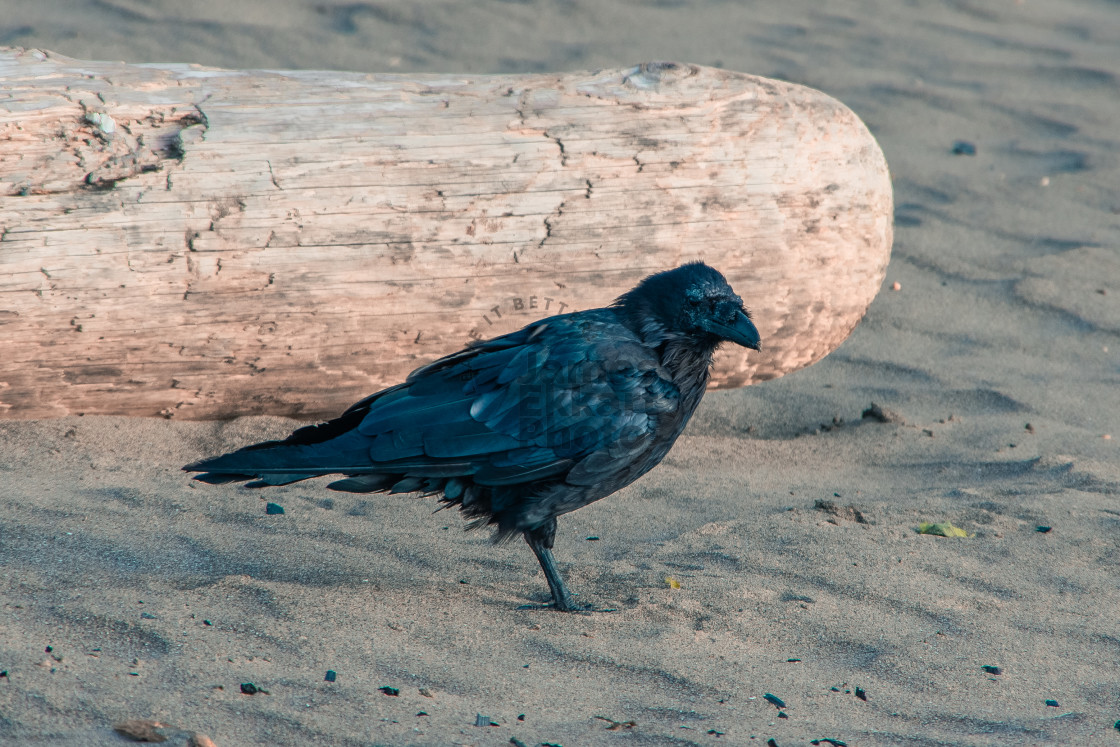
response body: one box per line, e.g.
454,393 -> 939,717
186,431 -> 505,524
183,433 -> 375,487
326,474 -> 396,493
184,438 -> 461,496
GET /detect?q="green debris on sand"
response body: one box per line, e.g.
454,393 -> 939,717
917,521 -> 972,538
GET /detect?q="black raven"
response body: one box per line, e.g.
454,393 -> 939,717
185,262 -> 761,611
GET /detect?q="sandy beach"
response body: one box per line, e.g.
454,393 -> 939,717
2,1 -> 1119,744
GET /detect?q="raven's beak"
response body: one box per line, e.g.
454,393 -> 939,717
704,310 -> 762,350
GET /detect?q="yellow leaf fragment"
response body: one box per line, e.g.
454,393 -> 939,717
918,521 -> 972,538
665,576 -> 681,589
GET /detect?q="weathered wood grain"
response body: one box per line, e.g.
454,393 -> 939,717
0,48 -> 892,420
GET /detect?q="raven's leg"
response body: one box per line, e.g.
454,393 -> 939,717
524,519 -> 576,612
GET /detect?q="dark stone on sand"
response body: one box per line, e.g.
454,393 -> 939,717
982,665 -> 1003,675
474,714 -> 500,726
952,140 -> 977,155
379,686 -> 399,696
764,693 -> 786,709
862,402 -> 902,424
325,670 -> 336,682
1037,526 -> 1052,533
265,502 -> 284,515
1045,699 -> 1059,707
855,687 -> 868,701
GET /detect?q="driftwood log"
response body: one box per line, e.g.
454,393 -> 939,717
0,48 -> 892,420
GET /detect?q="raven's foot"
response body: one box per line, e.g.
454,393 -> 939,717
516,600 -> 617,614
523,523 -> 618,613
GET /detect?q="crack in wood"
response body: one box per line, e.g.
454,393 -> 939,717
538,201 -> 565,250
267,160 -> 282,190
546,130 -> 567,166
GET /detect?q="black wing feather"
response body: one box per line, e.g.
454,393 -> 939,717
186,310 -> 680,528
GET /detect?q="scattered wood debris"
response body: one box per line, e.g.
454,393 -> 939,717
861,403 -> 903,424
814,499 -> 870,525
112,720 -> 167,743
594,715 -> 636,731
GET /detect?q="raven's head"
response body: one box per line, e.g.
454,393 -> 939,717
614,262 -> 761,351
